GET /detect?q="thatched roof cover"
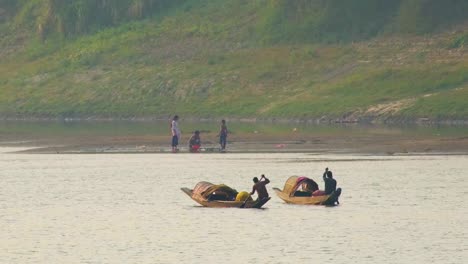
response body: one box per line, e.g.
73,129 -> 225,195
282,176 -> 299,196
193,181 -> 214,196
192,181 -> 238,199
281,176 -> 319,196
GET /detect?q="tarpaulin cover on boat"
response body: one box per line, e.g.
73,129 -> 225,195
296,177 -> 319,192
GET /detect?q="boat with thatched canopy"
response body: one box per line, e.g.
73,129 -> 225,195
181,181 -> 270,208
273,176 -> 341,206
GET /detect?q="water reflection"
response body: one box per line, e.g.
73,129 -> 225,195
0,153 -> 467,263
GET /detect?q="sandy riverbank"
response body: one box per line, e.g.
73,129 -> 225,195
2,131 -> 467,155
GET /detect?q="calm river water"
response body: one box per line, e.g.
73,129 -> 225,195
1,151 -> 467,263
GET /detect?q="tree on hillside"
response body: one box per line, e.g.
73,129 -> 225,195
317,0 -> 401,41
397,0 -> 468,33
0,0 -> 17,11
7,0 -> 468,42
257,0 -> 401,43
0,0 -> 18,22
13,0 -> 185,39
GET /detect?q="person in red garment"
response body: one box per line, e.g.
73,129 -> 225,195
188,130 -> 201,153
250,174 -> 270,200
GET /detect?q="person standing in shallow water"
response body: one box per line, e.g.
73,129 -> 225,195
218,119 -> 228,151
170,115 -> 181,153
250,174 -> 270,200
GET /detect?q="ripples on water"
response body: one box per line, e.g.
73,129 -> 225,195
1,152 -> 467,263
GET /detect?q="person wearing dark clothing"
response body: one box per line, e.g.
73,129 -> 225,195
323,167 -> 337,195
219,119 -> 228,151
250,174 -> 270,200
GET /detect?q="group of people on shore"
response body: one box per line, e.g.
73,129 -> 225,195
170,115 -> 228,153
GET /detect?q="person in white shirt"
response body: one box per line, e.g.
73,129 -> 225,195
170,115 -> 181,153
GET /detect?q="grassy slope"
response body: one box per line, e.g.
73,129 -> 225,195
0,1 -> 467,121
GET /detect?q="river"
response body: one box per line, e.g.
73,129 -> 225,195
1,151 -> 467,263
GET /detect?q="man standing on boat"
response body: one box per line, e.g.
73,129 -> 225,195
323,168 -> 337,195
250,174 -> 270,200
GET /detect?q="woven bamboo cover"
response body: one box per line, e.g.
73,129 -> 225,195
192,181 -> 214,196
201,184 -> 237,198
282,176 -> 299,196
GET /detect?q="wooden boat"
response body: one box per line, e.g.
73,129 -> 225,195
181,181 -> 270,209
273,176 -> 342,206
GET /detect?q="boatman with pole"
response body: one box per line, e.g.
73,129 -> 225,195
250,174 -> 270,200
323,167 -> 337,195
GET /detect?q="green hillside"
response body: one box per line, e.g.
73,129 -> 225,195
0,0 -> 467,122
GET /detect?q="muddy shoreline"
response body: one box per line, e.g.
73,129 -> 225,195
2,118 -> 467,155
2,131 -> 467,155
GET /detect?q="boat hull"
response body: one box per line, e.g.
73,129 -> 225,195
181,187 -> 270,208
273,187 -> 341,206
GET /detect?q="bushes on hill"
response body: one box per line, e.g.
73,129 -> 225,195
4,0 -> 468,42
257,0 -> 468,43
396,0 -> 468,34
10,0 -> 184,39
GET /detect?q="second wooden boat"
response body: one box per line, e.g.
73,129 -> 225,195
273,176 -> 341,206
